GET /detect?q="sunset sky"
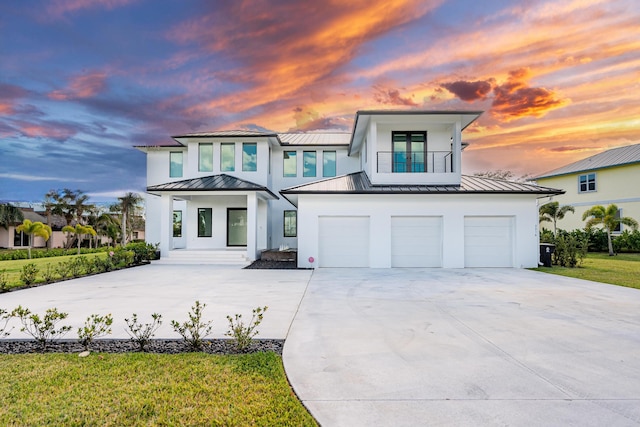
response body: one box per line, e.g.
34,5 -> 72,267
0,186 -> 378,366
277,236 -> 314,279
1,0 -> 639,202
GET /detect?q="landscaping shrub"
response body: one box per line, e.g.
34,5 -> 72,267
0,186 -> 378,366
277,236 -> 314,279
42,264 -> 57,284
171,301 -> 213,351
124,242 -> 158,264
78,314 -> 113,350
553,232 -> 588,267
0,247 -> 109,261
0,308 -> 12,337
226,306 -> 268,352
111,248 -> 134,268
56,260 -> 73,279
125,313 -> 163,351
11,306 -> 72,350
20,263 -> 39,285
0,270 -> 8,292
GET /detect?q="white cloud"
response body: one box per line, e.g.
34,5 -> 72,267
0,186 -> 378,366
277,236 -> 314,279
0,173 -> 89,182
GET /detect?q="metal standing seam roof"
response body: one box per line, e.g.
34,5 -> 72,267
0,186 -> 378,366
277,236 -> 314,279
146,174 -> 278,199
536,143 -> 640,179
280,171 -> 564,195
277,133 -> 351,146
172,130 -> 277,139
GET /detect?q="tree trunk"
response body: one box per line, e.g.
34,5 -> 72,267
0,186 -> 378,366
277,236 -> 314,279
77,235 -> 81,255
27,235 -> 32,259
607,229 -> 614,256
121,209 -> 127,247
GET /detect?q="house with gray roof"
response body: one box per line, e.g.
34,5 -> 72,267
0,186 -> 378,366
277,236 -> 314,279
137,110 -> 561,268
535,143 -> 640,232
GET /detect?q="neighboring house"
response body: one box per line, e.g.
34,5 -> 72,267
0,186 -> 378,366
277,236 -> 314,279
535,143 -> 640,232
0,208 -> 49,249
138,110 -> 562,268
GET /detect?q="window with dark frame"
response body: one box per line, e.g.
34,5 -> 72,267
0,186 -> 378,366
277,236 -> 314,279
392,131 -> 426,173
283,151 -> 297,177
284,210 -> 297,237
614,208 -> 622,233
578,173 -> 596,193
14,230 -> 29,247
173,210 -> 182,237
198,208 -> 212,237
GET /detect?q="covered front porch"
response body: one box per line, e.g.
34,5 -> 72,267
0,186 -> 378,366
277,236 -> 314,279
147,175 -> 278,261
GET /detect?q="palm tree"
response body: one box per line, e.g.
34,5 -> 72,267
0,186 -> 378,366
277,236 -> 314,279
0,204 -> 24,229
94,213 -> 120,247
582,204 -> 639,256
539,202 -> 575,236
118,192 -> 142,246
62,224 -> 97,255
16,220 -> 51,259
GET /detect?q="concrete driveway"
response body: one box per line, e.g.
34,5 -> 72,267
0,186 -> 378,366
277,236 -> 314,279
283,268 -> 640,426
0,264 -> 313,339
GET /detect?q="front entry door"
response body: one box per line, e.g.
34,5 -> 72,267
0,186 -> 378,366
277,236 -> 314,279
227,208 -> 247,247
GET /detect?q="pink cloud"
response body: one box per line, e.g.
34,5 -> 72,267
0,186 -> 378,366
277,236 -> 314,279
373,86 -> 419,106
440,79 -> 494,101
0,83 -> 29,114
14,120 -> 78,141
49,72 -> 108,101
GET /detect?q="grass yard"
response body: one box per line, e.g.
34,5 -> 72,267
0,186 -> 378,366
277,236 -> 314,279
534,252 -> 640,289
0,352 -> 316,426
0,253 -> 107,289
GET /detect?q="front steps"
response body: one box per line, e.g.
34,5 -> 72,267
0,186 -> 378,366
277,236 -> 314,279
153,249 -> 251,266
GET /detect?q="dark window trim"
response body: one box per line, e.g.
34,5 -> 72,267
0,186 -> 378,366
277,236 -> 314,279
227,208 -> 248,247
578,172 -> 596,193
173,210 -> 182,237
284,210 -> 297,237
391,131 -> 427,173
197,208 -> 212,237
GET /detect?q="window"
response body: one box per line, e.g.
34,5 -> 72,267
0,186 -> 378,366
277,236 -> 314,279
323,151 -> 336,177
392,131 -> 426,173
173,210 -> 182,237
614,208 -> 622,233
579,173 -> 596,193
303,151 -> 316,177
243,143 -> 257,171
283,151 -> 297,177
284,210 -> 297,237
221,143 -> 235,172
198,208 -> 212,237
14,230 -> 28,247
170,152 -> 183,177
199,143 -> 213,172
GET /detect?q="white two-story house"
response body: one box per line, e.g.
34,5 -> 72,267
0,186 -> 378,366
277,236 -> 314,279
138,110 -> 562,268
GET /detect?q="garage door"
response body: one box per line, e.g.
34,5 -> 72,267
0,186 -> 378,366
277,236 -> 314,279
464,216 -> 514,267
319,216 -> 369,267
391,216 -> 442,267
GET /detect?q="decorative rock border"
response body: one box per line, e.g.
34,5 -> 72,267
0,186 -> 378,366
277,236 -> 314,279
0,339 -> 284,355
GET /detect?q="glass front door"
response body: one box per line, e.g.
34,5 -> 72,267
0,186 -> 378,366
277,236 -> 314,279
227,208 -> 247,246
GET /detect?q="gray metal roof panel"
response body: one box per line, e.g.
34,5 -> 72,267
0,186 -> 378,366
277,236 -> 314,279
147,174 -> 278,199
536,143 -> 640,178
280,172 -> 563,195
277,132 -> 351,146
172,130 -> 277,139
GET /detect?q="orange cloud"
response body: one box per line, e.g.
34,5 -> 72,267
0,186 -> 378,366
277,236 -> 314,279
14,121 -> 77,141
49,72 -> 107,101
373,86 -> 419,106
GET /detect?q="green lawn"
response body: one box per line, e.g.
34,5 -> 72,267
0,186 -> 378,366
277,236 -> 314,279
0,352 -> 316,426
533,252 -> 640,289
0,253 -> 107,289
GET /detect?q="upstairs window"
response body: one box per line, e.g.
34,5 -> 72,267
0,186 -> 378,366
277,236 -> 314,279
283,151 -> 297,177
221,143 -> 235,172
303,151 -> 316,177
199,143 -> 213,172
392,131 -> 426,173
170,151 -> 183,177
243,143 -> 257,171
323,151 -> 336,177
284,210 -> 297,237
579,173 -> 596,193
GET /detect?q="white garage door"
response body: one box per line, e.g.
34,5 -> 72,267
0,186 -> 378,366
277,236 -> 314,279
319,216 -> 369,267
464,216 -> 514,267
391,216 -> 442,267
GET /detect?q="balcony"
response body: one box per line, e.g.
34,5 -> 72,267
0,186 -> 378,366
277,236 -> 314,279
377,151 -> 453,173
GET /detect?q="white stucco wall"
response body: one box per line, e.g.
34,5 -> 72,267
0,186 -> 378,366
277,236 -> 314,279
296,193 -> 540,269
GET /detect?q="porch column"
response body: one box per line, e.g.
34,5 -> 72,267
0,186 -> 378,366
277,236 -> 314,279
246,192 -> 258,261
159,194 -> 174,256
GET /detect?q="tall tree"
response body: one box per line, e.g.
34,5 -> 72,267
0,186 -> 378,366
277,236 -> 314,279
62,224 -> 97,255
539,202 -> 575,236
93,212 -> 120,247
118,192 -> 142,246
16,220 -> 51,259
582,204 -> 639,256
0,204 -> 24,229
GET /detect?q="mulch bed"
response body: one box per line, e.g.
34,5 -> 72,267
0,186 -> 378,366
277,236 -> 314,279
0,339 -> 284,355
244,260 -> 301,269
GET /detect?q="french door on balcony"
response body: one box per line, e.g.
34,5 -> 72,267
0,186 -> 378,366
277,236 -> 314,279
392,131 -> 426,173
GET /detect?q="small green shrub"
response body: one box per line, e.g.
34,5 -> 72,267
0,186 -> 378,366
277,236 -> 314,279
20,263 -> 39,285
42,264 -> 57,284
11,306 -> 72,350
125,313 -> 162,351
81,256 -> 97,274
225,306 -> 268,352
0,270 -> 8,292
125,242 -> 158,264
111,248 -> 134,268
0,308 -> 12,337
78,313 -> 113,350
171,301 -> 213,351
553,233 -> 588,267
56,260 -> 72,279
